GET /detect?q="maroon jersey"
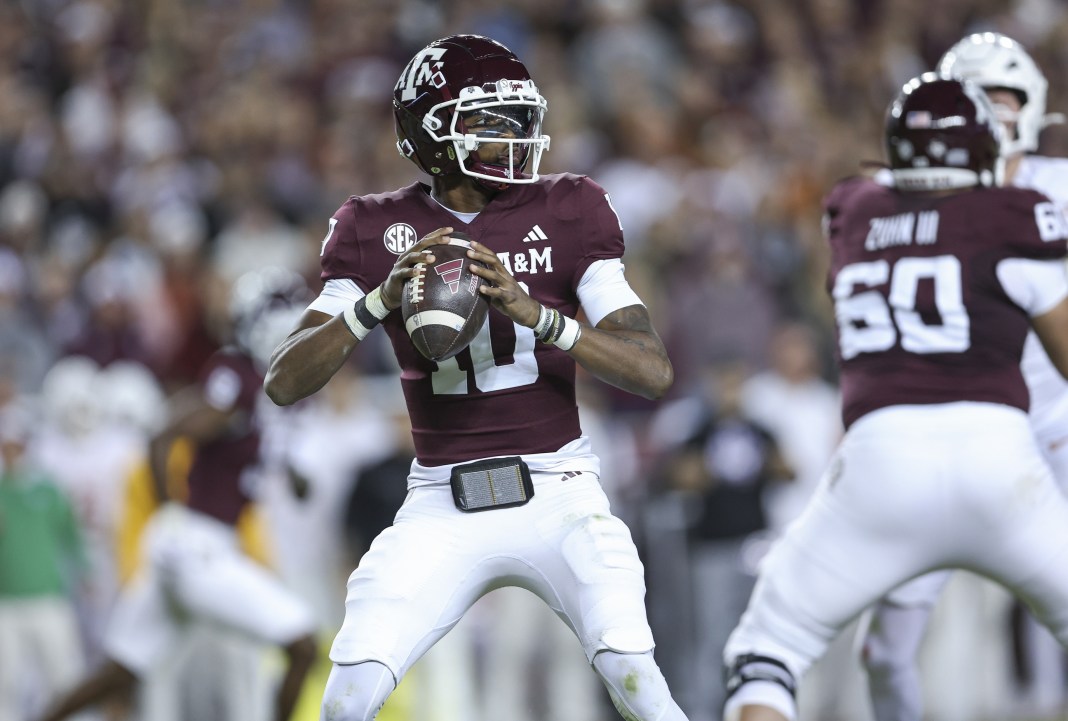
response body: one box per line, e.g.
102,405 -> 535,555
321,174 -> 625,466
825,176 -> 1067,429
185,349 -> 263,524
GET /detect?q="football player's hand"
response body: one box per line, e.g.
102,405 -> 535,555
380,227 -> 452,310
466,241 -> 541,327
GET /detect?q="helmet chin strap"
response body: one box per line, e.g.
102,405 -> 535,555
445,142 -> 511,190
473,176 -> 511,192
469,159 -> 520,191
454,134 -> 534,187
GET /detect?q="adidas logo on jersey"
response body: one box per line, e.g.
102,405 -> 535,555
523,225 -> 548,243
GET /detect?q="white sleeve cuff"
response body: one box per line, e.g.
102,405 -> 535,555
308,278 -> 365,317
996,258 -> 1068,316
577,259 -> 644,327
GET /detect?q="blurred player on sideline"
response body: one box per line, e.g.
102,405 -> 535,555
0,404 -> 89,721
721,73 -> 1068,721
858,32 -> 1068,721
36,268 -> 318,721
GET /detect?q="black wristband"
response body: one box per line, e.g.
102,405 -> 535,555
353,296 -> 381,330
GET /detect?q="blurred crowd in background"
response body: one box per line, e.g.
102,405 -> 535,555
2,1 -> 1068,720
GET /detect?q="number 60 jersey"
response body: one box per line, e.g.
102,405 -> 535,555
824,175 -> 1068,429
318,174 -> 635,467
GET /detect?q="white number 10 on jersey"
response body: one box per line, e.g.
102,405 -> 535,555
431,281 -> 539,394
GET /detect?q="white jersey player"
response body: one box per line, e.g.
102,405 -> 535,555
858,32 -> 1068,721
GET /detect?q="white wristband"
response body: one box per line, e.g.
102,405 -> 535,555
533,305 -> 554,341
364,286 -> 390,321
552,315 -> 582,351
343,286 -> 391,341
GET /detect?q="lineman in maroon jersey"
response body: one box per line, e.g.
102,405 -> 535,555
721,75 -> 1068,721
37,268 -> 318,721
858,33 -> 1068,721
266,34 -> 687,721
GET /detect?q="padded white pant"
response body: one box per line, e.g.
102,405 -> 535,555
593,650 -> 689,721
320,651 -> 689,721
725,404 -> 1068,717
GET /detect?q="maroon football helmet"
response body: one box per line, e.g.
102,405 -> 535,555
393,34 -> 550,187
885,73 -> 1004,191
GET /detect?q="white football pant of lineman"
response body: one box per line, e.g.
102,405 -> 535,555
722,403 -> 1068,721
320,466 -> 688,721
859,342 -> 1068,721
861,152 -> 1068,721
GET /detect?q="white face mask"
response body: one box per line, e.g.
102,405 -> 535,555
423,80 -> 552,186
991,102 -> 1019,126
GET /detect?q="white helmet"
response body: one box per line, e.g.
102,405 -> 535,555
229,267 -> 311,371
937,32 -> 1063,157
40,355 -> 102,437
95,360 -> 166,436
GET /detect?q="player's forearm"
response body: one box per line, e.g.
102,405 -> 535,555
264,316 -> 359,405
569,326 -> 674,399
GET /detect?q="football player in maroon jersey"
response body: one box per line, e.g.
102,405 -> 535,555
265,34 -> 687,721
37,268 -> 318,721
720,74 -> 1068,721
858,33 -> 1068,721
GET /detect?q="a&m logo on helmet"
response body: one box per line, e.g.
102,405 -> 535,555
383,223 -> 417,254
395,47 -> 448,102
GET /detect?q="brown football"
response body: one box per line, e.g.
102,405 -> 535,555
401,234 -> 490,362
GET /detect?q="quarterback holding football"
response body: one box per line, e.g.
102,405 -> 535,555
265,34 -> 689,721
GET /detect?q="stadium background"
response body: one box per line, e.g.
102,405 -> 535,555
2,1 -> 1067,720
